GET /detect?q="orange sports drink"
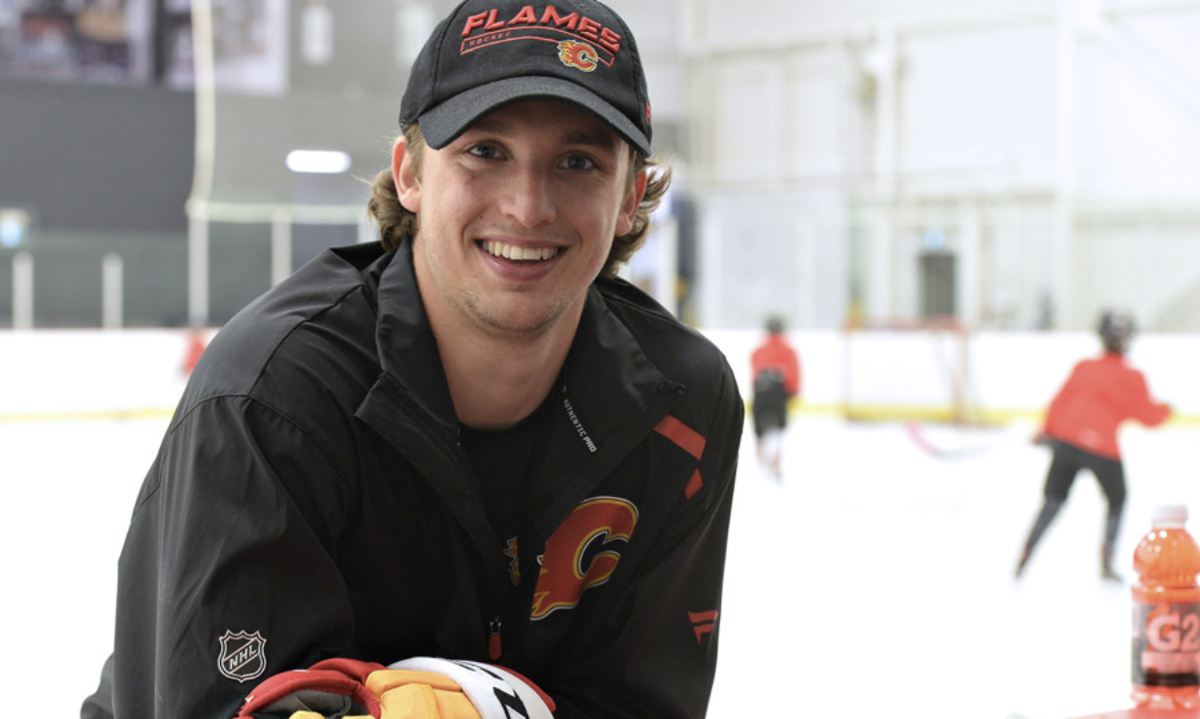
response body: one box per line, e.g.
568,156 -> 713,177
1132,504 -> 1200,709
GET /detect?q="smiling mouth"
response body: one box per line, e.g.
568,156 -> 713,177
481,240 -> 561,263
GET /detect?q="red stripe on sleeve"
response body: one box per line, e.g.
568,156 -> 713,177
654,415 -> 706,460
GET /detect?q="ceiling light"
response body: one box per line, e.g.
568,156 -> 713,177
286,150 -> 352,174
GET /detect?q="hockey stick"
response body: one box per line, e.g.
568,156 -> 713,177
904,421 -> 996,461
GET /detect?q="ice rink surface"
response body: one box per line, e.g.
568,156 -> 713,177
6,408 -> 1199,718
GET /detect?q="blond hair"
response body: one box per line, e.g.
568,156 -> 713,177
366,124 -> 672,279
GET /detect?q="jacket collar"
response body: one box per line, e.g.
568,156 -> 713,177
559,282 -> 682,452
372,243 -> 458,434
356,245 -> 684,569
367,243 -> 679,440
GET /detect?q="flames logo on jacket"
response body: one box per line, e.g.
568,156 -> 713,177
531,497 -> 638,620
557,40 -> 598,72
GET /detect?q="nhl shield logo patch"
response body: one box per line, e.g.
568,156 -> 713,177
217,630 -> 267,683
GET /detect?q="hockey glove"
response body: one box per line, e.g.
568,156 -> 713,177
235,656 -> 554,719
387,657 -> 554,719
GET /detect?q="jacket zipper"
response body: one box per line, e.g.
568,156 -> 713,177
489,616 -> 502,660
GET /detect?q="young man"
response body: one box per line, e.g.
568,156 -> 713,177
750,316 -> 800,478
80,2 -> 743,718
1015,310 -> 1170,581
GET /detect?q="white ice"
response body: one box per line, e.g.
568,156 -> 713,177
6,378 -> 1198,718
708,415 -> 1196,719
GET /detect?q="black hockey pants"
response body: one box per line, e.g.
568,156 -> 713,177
1022,439 -> 1127,565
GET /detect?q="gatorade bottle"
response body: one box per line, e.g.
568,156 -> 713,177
1132,504 -> 1200,709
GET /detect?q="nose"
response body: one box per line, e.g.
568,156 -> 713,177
500,164 -> 557,228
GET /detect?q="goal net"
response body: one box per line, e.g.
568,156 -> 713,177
840,317 -> 978,424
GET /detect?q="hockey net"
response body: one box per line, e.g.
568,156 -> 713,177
840,317 -> 980,425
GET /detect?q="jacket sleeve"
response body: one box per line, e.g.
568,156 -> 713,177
543,366 -> 745,718
90,395 -> 357,719
1121,367 -> 1171,427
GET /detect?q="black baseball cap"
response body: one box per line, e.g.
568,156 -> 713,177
400,0 -> 652,156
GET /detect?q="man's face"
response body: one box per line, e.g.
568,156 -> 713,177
394,100 -> 646,340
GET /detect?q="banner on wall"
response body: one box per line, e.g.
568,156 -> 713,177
0,0 -> 287,95
0,0 -> 154,83
195,0 -> 288,96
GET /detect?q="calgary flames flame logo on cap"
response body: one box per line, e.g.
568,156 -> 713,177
557,40 -> 598,72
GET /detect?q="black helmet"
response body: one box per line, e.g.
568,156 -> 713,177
1098,310 -> 1134,354
766,316 -> 785,335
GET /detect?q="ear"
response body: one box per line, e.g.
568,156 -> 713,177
615,169 -> 648,237
393,137 -> 421,213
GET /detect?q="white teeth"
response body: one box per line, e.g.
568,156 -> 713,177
483,241 -> 559,261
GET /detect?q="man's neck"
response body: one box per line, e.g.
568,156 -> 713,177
433,311 -> 579,431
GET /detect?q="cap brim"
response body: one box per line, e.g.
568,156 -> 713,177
417,76 -> 651,156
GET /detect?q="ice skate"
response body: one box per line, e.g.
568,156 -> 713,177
1014,548 -> 1031,579
1101,545 -> 1124,583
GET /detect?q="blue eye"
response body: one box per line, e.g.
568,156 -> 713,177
468,145 -> 501,160
563,155 -> 596,171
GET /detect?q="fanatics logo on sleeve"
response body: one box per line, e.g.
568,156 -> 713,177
689,610 -> 719,644
217,630 -> 268,683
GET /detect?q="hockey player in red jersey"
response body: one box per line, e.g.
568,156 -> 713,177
180,325 -> 208,377
1015,310 -> 1171,581
750,316 -> 801,478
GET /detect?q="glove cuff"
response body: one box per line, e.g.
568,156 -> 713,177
236,659 -> 386,717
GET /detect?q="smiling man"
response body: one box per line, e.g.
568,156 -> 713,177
81,2 -> 743,718
395,100 -> 647,429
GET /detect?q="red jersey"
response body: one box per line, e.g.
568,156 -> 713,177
1043,352 -> 1170,459
751,334 -> 801,397
182,331 -> 208,376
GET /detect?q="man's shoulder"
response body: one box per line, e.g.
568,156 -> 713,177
593,276 -> 734,382
184,245 -> 389,403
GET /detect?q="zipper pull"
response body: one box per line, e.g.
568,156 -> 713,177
488,617 -> 502,660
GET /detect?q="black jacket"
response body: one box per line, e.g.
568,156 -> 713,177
82,242 -> 743,719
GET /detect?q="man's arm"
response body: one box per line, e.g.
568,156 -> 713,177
88,396 -> 356,719
1122,368 -> 1172,427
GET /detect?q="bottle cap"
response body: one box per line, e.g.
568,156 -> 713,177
1152,504 -> 1189,525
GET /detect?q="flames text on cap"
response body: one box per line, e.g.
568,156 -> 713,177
461,6 -> 622,55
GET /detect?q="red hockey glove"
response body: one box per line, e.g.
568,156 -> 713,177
236,658 -> 382,718
235,657 -> 554,719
